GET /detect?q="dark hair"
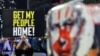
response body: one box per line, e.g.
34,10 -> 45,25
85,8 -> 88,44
19,41 -> 26,49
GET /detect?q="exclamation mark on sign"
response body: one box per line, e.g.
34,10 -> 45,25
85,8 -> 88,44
33,27 -> 35,36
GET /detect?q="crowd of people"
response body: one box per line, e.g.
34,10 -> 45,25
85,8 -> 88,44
0,35 -> 47,56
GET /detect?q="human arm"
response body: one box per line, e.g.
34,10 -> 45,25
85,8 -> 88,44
23,39 -> 31,48
16,40 -> 23,49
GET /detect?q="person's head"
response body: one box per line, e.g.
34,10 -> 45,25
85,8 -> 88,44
0,38 -> 7,43
8,37 -> 14,42
21,41 -> 26,46
20,41 -> 28,50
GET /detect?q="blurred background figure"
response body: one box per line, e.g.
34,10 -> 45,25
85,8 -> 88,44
3,37 -> 14,56
84,4 -> 100,56
0,38 -> 6,56
88,5 -> 100,56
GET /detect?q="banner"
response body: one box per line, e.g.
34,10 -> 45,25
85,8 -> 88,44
2,9 -> 46,37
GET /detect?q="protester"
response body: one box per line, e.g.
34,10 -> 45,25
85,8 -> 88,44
14,35 -> 33,56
